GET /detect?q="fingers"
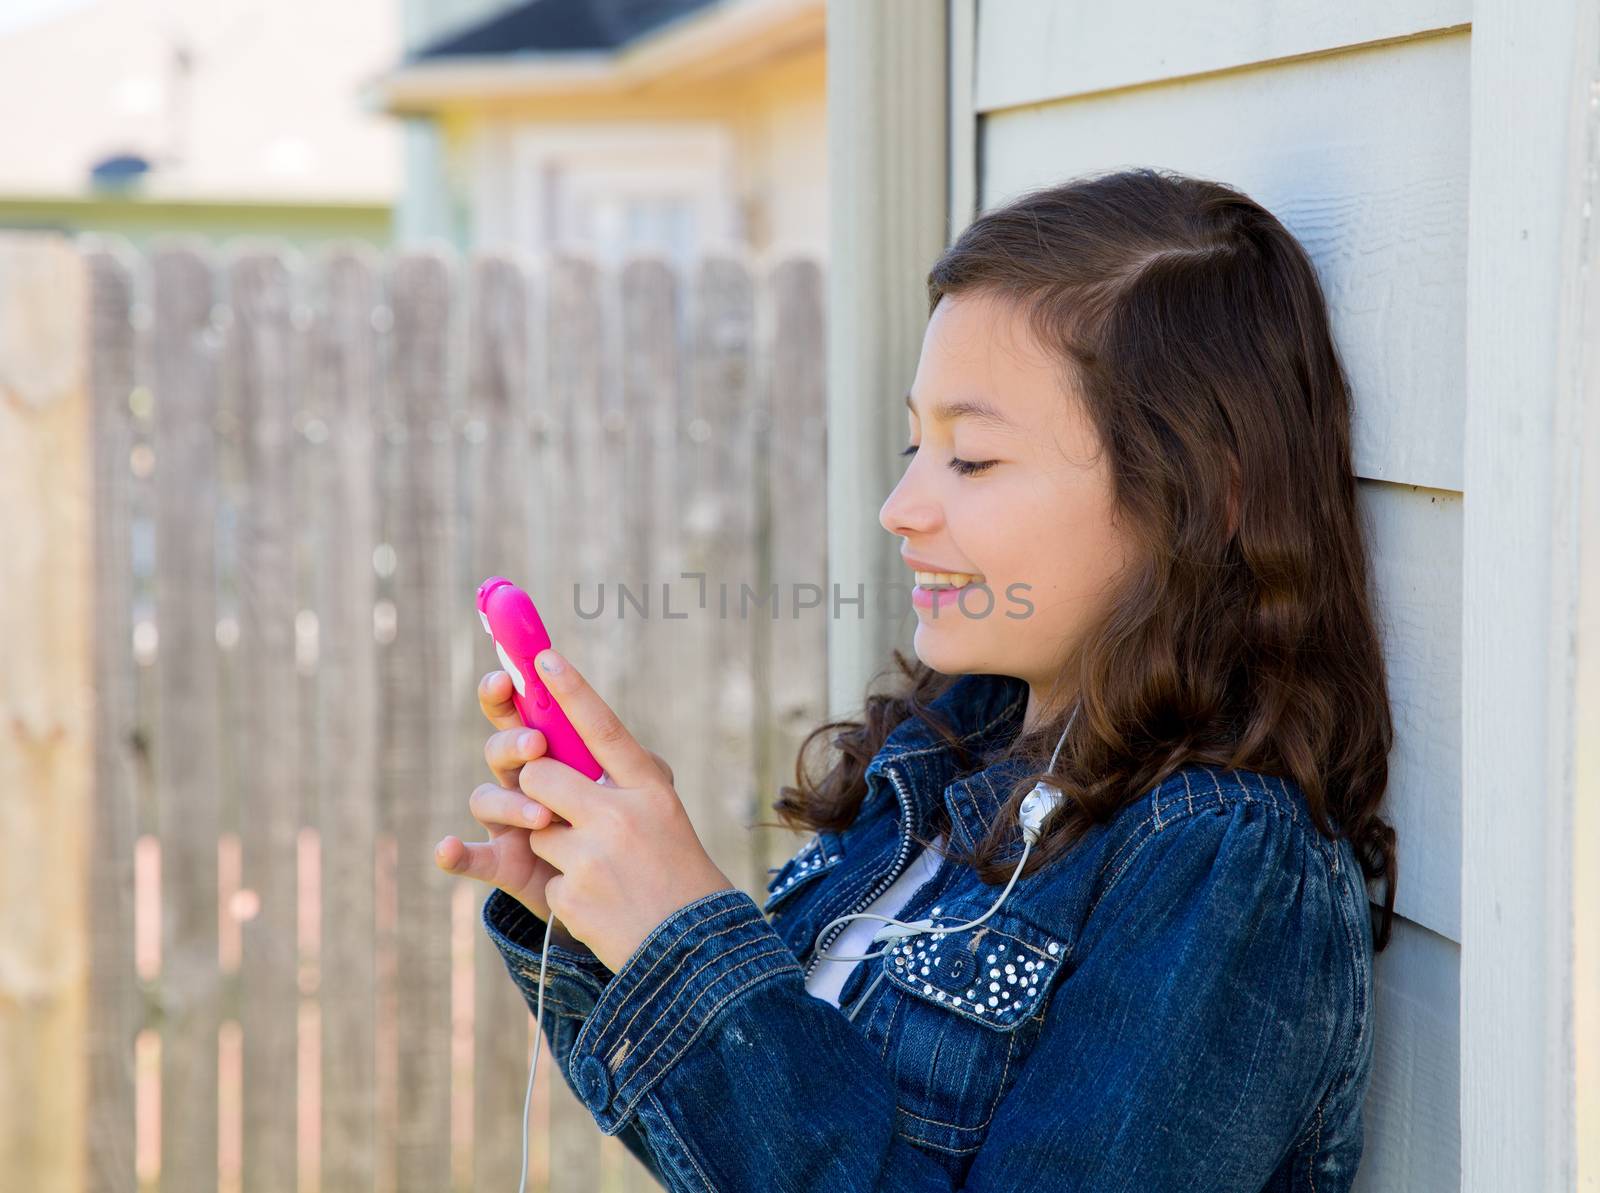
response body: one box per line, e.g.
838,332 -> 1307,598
520,818 -> 580,874
468,781 -> 555,833
515,753 -> 611,826
478,670 -> 526,732
434,835 -> 495,881
485,725 -> 548,789
532,649 -> 660,789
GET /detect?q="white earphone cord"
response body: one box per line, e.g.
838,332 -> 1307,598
825,699 -> 1079,1022
516,704 -> 1078,1182
518,771 -> 617,1193
520,918 -> 554,1193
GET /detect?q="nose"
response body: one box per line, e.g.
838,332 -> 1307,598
879,464 -> 938,539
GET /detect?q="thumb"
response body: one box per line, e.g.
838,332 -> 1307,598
434,835 -> 495,884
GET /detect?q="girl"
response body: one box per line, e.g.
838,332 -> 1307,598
437,166 -> 1396,1192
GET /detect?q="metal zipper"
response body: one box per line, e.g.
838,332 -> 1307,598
803,763 -> 919,981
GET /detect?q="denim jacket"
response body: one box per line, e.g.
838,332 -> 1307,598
481,671 -> 1376,1192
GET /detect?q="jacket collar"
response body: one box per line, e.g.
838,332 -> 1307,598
863,671 -> 1035,857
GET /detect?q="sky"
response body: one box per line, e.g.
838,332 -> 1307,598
0,0 -> 97,38
0,0 -> 401,200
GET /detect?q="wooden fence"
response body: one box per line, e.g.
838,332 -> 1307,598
0,231 -> 828,1193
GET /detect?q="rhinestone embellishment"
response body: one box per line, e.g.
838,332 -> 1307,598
766,835 -> 838,902
887,926 -> 1061,1022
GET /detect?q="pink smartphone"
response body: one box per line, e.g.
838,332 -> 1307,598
476,576 -> 604,781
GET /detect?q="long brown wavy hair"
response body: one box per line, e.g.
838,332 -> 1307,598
766,167 -> 1399,952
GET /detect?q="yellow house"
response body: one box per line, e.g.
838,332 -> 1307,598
363,0 -> 826,267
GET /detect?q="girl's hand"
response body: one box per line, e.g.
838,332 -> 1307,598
433,670 -> 688,962
432,671 -> 568,937
488,648 -> 734,974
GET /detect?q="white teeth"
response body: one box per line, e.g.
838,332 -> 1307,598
914,570 -> 982,589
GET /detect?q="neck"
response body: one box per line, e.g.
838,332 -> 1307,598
1023,683 -> 1074,736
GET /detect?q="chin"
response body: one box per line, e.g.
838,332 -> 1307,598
911,623 -> 986,675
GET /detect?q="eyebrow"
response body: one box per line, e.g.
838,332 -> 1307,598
904,390 -> 1016,430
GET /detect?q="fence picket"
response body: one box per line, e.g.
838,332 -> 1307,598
228,248 -> 304,1191
84,243 -> 141,1193
149,242 -> 225,1193
610,254 -> 687,1192
681,257 -> 762,882
383,250 -> 458,1193
461,251 -> 547,1193
307,245 -> 384,1192
756,257 -> 830,882
540,251 -> 609,1193
0,235 -> 93,1188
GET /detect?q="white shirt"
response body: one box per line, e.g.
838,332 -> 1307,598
803,833 -> 947,1007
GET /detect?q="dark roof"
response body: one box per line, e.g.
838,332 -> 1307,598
407,0 -> 721,61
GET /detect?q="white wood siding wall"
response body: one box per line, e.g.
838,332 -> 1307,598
955,4 -> 1473,1189
827,2 -> 1594,1184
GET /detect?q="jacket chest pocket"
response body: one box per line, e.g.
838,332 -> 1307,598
875,913 -> 1068,1156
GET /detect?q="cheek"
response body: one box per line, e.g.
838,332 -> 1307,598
1046,510 -> 1130,614
981,479 -> 1128,614
944,478 -> 1029,557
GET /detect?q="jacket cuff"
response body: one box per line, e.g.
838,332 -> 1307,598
566,887 -> 802,1134
482,888 -> 616,1019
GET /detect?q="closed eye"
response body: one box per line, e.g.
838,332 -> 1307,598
899,443 -> 998,477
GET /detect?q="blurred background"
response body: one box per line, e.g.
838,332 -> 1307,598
0,0 -> 826,260
1,2 -> 829,1191
3,1 -> 1596,1192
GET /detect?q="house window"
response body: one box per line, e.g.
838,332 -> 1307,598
625,195 -> 697,257
483,122 -> 738,273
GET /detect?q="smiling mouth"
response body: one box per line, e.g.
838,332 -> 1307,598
913,570 -> 985,590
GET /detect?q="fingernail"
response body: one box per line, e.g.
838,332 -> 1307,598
518,730 -> 535,752
522,802 -> 543,824
537,650 -> 563,674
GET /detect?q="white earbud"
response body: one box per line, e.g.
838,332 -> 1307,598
1019,781 -> 1063,844
810,696 -> 1083,1023
1017,698 -> 1076,843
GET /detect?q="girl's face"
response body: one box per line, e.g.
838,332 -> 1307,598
879,290 -> 1137,729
